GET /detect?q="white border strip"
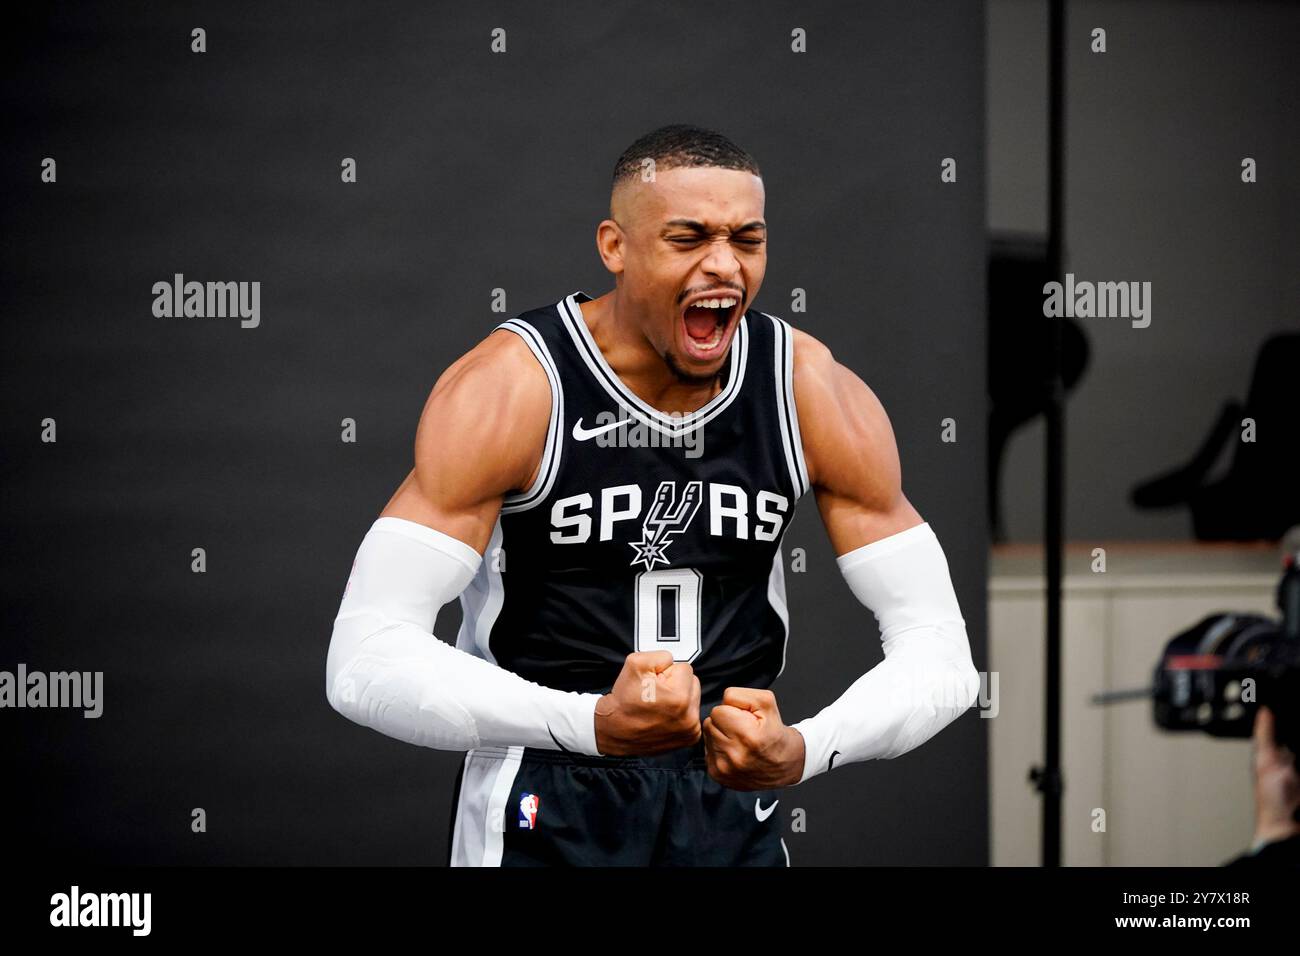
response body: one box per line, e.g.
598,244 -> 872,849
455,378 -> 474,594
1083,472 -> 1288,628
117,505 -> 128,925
495,319 -> 563,513
767,314 -> 810,498
449,746 -> 525,867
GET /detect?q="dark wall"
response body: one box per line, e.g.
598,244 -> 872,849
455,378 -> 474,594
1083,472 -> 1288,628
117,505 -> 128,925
2,1 -> 987,865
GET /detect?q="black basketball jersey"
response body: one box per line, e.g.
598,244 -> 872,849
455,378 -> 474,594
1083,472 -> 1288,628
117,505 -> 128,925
454,290 -> 811,708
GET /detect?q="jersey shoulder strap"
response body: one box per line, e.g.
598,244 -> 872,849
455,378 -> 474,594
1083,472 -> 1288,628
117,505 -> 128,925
756,311 -> 812,499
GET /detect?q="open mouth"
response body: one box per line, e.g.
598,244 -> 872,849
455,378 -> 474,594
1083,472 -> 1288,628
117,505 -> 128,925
681,294 -> 741,358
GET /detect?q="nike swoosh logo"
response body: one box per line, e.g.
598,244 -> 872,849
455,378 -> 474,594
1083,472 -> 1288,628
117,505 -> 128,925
547,724 -> 571,754
572,417 -> 632,441
754,797 -> 779,822
828,750 -> 841,771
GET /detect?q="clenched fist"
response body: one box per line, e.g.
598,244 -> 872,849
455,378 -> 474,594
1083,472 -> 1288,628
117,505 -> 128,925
703,687 -> 806,790
594,651 -> 702,756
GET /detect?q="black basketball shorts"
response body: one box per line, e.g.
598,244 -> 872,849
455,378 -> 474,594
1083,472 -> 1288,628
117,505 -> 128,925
446,739 -> 789,866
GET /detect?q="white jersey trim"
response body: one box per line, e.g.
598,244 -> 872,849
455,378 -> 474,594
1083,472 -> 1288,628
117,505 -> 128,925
765,313 -> 811,499
558,291 -> 749,436
494,318 -> 564,513
449,745 -> 525,866
769,545 -> 792,682
456,517 -> 504,665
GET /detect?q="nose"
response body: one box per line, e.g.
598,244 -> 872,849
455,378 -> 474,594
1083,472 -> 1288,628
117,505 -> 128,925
700,237 -> 742,283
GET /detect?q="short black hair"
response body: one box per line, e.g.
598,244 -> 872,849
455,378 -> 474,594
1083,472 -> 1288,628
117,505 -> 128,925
611,124 -> 761,191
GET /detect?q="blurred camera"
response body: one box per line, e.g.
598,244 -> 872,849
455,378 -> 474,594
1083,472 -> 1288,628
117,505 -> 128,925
1152,534 -> 1300,756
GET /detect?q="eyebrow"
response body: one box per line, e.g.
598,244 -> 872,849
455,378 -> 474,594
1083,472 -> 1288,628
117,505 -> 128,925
662,219 -> 767,234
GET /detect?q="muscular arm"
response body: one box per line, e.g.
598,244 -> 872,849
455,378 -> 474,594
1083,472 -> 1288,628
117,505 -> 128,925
793,330 -> 922,551
787,329 -> 981,782
379,330 -> 546,548
324,330 -> 606,755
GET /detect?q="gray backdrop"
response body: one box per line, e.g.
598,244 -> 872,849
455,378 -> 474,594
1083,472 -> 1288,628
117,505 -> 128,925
989,0 -> 1299,542
2,1 -> 987,865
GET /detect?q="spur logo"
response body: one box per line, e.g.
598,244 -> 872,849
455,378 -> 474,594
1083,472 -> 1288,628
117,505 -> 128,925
630,481 -> 703,570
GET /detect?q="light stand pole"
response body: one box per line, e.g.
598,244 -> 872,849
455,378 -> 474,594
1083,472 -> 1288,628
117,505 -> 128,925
1029,0 -> 1068,869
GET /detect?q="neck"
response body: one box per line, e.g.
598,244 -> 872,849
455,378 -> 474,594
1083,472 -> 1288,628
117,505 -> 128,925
580,291 -> 723,414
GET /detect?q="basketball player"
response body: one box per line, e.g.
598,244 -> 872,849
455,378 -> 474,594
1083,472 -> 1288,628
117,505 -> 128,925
325,125 -> 981,866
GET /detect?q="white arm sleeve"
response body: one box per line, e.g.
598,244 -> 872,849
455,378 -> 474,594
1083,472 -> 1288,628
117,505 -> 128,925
789,522 -> 980,784
325,516 -> 604,755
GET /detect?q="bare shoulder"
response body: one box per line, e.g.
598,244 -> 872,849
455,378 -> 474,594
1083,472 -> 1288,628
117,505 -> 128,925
379,328 -> 550,543
418,327 -> 550,435
415,328 -> 551,496
787,325 -> 900,506
788,326 -> 837,396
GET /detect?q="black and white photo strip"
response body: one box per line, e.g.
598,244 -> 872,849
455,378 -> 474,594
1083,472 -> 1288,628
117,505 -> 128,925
3,0 -> 1296,942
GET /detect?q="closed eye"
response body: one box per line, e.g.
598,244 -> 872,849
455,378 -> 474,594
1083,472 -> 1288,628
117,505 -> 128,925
668,237 -> 765,246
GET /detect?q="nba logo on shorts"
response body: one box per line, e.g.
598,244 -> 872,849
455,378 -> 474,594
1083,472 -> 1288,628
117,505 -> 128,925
517,792 -> 540,829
